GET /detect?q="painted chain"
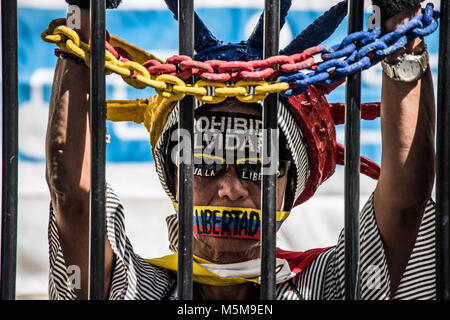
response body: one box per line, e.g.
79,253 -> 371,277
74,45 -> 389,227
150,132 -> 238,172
42,3 -> 439,103
280,2 -> 439,96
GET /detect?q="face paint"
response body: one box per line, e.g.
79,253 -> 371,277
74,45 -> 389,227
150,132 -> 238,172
191,154 -> 291,182
158,99 -> 309,213
173,203 -> 290,240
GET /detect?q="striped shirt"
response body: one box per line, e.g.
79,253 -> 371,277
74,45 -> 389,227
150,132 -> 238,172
48,185 -> 436,300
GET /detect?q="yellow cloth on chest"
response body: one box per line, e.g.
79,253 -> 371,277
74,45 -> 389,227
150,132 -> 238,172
146,253 -> 259,286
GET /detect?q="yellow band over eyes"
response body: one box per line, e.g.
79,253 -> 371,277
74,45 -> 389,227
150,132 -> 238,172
193,153 -> 226,163
194,154 -> 282,166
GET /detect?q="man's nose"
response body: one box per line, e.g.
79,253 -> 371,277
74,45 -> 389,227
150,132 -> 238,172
217,165 -> 249,201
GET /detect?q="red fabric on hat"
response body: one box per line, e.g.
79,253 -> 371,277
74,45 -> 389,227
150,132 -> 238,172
330,102 -> 381,125
285,85 -> 381,208
315,80 -> 345,95
276,247 -> 331,275
286,86 -> 338,207
336,143 -> 381,180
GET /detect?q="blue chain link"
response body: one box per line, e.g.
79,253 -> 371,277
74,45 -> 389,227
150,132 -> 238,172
279,3 -> 440,97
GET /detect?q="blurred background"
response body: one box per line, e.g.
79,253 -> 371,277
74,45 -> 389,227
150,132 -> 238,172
1,0 -> 441,299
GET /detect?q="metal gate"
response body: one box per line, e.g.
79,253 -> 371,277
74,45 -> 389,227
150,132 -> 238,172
1,0 -> 449,300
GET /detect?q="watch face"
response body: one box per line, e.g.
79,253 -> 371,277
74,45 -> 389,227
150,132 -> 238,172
397,59 -> 422,82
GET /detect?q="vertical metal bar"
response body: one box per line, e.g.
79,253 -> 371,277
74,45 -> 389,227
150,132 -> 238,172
177,0 -> 194,300
436,0 -> 450,301
344,0 -> 363,300
0,0 -> 18,301
261,0 -> 280,301
89,0 -> 106,300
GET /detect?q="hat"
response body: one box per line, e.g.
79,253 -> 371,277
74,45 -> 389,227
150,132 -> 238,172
103,0 -> 381,210
149,0 -> 380,209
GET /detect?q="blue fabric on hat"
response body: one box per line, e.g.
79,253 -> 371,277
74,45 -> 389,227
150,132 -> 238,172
195,0 -> 293,61
163,0 -> 222,53
164,0 -> 347,62
281,0 -> 348,55
246,0 -> 293,50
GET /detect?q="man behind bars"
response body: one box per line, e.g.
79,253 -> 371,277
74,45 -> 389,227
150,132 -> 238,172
45,0 -> 437,300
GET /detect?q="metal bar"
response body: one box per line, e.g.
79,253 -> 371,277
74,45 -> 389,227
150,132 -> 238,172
0,0 -> 18,301
261,0 -> 280,301
436,0 -> 450,301
177,0 -> 194,300
344,0 -> 363,301
88,0 -> 106,300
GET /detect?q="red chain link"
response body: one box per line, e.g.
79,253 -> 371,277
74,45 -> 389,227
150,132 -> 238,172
105,42 -> 119,60
114,46 -> 133,62
105,44 -> 329,83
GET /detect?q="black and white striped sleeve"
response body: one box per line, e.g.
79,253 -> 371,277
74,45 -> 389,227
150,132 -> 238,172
322,193 -> 436,300
47,184 -> 173,300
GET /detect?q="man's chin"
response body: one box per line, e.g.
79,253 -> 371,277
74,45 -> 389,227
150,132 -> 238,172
194,235 -> 261,263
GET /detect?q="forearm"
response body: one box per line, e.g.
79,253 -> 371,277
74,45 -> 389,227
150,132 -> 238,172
46,55 -> 91,200
45,29 -> 92,300
378,56 -> 435,209
374,65 -> 435,295
372,4 -> 436,295
46,9 -> 91,201
46,8 -> 114,299
376,5 -> 436,212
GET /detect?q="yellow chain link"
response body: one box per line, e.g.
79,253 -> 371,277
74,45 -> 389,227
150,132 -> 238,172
193,80 -> 227,104
42,19 -> 291,104
255,82 -> 290,95
234,80 -> 268,103
154,74 -> 186,101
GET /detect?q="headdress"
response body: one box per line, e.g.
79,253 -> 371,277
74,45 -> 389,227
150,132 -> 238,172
58,0 -> 440,214
153,0 -> 380,209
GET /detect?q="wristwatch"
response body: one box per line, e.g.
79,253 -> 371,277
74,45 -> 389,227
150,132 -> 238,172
381,48 -> 429,82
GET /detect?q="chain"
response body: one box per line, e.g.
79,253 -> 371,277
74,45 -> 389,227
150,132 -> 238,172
42,3 -> 439,102
279,3 -> 439,96
41,20 -> 292,103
